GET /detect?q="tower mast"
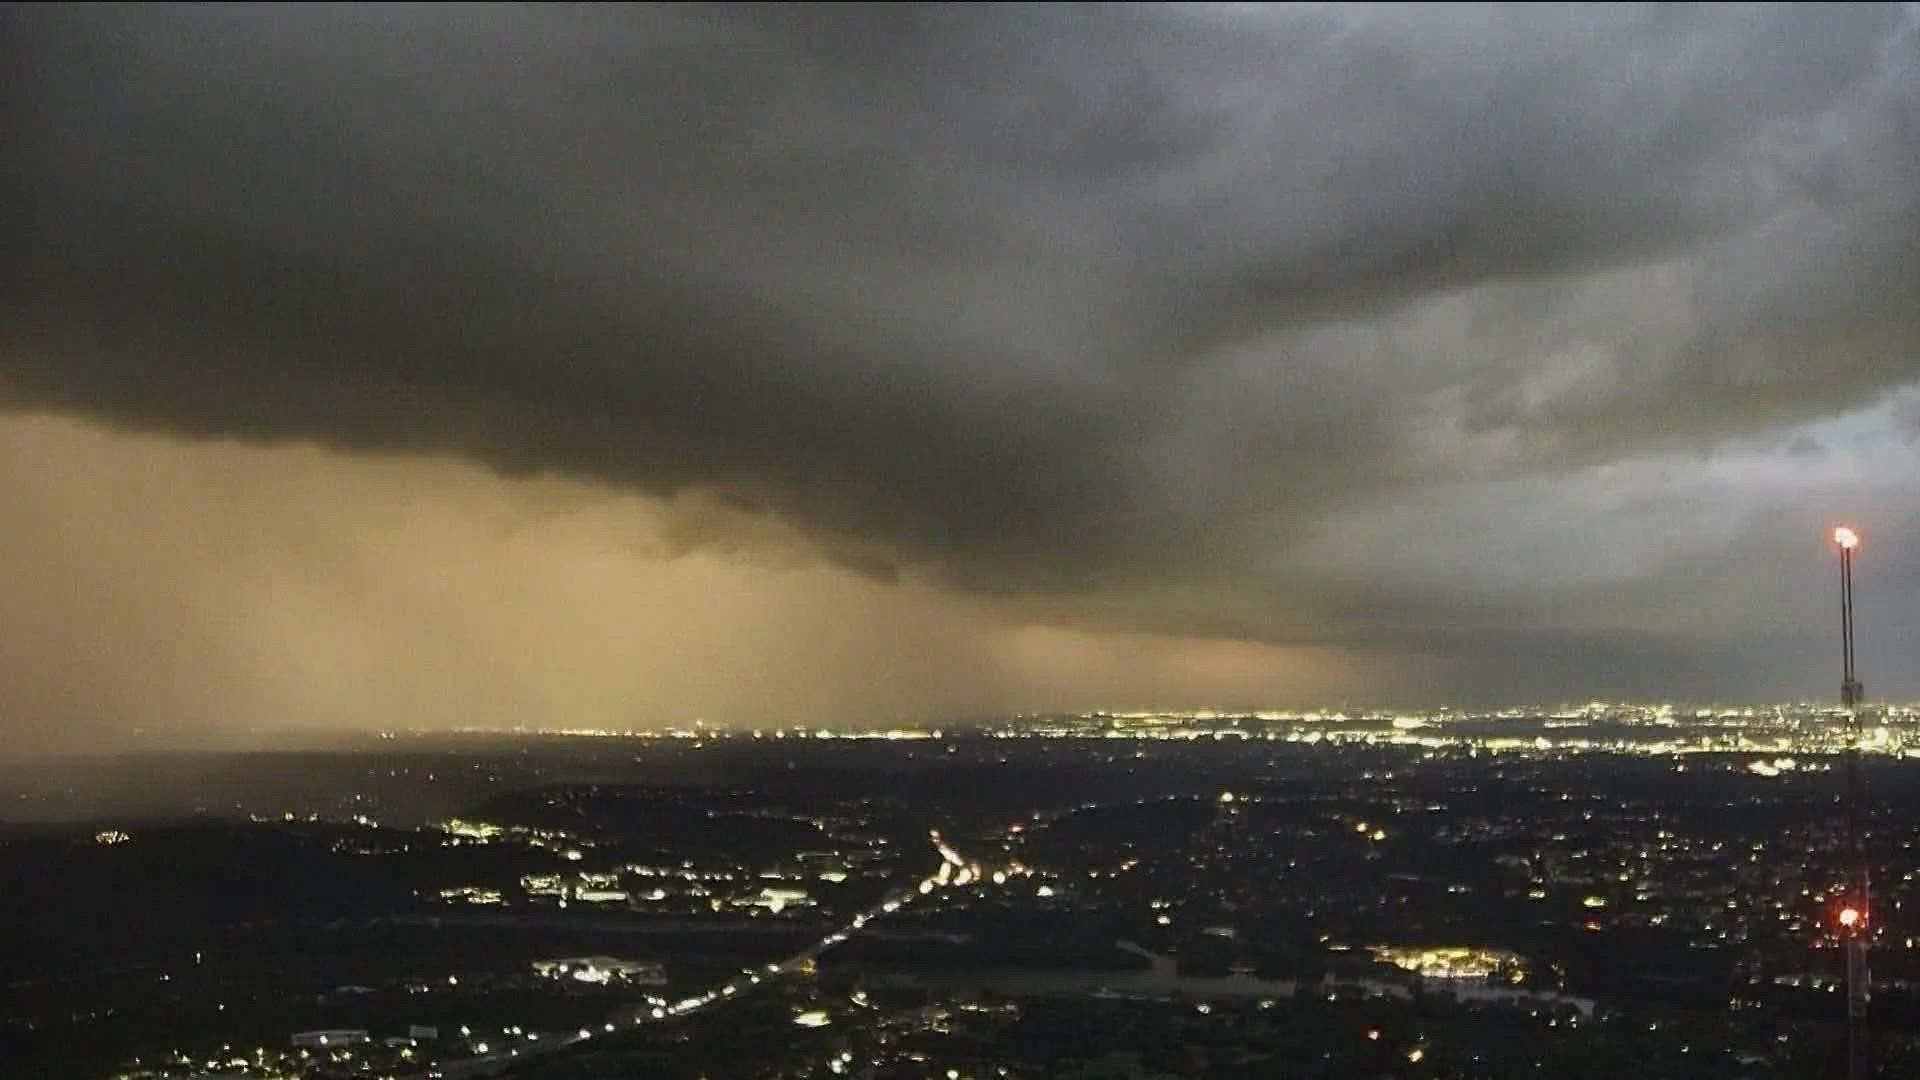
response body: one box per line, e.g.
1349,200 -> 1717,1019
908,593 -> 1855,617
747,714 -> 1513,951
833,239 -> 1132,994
1834,526 -> 1869,1080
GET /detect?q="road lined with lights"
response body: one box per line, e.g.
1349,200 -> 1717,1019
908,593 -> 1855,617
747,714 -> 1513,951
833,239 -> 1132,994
416,831 -> 1003,1078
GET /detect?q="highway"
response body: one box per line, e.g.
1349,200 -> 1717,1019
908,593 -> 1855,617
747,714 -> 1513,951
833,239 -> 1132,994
420,831 -> 999,1078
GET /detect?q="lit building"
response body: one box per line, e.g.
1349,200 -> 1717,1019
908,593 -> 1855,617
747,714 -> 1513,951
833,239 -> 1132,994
530,957 -> 667,986
289,1030 -> 370,1048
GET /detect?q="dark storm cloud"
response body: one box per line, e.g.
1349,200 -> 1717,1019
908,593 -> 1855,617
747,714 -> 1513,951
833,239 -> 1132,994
2,3 -> 1917,656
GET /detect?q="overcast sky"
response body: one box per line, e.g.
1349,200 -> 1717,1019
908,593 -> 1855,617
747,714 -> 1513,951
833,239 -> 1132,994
2,4 -> 1917,752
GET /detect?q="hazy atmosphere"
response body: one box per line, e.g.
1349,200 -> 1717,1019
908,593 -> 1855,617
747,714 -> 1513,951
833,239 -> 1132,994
3,4 -> 1918,752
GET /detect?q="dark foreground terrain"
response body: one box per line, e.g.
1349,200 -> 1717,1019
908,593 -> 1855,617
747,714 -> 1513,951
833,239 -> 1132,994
6,712 -> 1920,1077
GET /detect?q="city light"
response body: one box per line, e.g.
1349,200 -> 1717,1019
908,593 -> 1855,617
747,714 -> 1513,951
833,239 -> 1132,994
64,699 -> 1920,1080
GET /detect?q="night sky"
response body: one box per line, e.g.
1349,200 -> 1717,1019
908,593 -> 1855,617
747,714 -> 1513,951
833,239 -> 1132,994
2,5 -> 1917,752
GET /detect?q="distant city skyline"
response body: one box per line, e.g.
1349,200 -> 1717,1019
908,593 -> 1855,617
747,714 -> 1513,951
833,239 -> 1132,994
2,5 -> 1917,753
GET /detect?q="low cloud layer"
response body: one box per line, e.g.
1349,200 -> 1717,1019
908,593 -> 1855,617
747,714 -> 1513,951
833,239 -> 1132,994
1,5 -> 1917,746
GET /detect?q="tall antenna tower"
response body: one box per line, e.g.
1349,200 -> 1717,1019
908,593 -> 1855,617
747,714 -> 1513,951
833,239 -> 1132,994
1834,525 -> 1870,1080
